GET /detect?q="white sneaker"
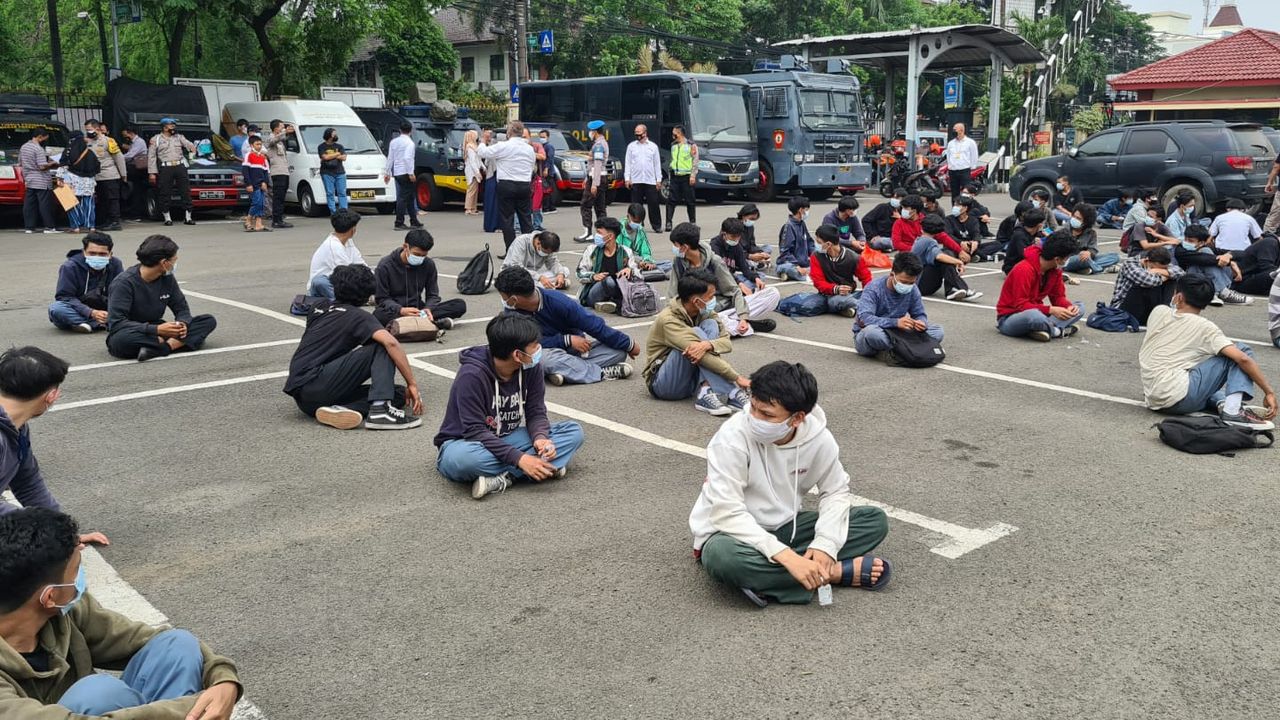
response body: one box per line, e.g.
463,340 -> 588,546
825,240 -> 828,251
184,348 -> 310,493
946,288 -> 967,301
593,301 -> 618,314
1209,295 -> 1225,307
472,472 -> 513,499
71,322 -> 93,334
962,289 -> 984,302
315,405 -> 363,430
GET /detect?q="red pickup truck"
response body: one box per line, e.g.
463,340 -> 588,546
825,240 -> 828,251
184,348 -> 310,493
0,115 -> 69,209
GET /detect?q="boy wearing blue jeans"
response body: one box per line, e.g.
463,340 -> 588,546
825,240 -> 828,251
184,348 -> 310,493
0,508 -> 241,717
643,268 -> 752,417
434,313 -> 585,500
776,196 -> 814,281
995,233 -> 1083,342
1140,274 -> 1276,430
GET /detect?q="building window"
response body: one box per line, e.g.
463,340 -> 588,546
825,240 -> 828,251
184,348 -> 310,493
489,54 -> 505,82
461,56 -> 475,83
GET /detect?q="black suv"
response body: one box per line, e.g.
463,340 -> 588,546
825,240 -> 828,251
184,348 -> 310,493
1009,120 -> 1274,214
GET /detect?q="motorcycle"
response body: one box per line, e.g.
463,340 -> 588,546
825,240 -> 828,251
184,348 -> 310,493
935,160 -> 988,195
878,153 -> 942,198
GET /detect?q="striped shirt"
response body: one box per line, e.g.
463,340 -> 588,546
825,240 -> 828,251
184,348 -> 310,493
19,140 -> 52,189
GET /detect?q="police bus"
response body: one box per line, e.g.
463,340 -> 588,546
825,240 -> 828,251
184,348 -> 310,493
736,60 -> 872,202
518,72 -> 758,203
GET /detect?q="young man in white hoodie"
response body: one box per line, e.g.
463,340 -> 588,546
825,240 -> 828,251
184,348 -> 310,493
689,361 -> 892,607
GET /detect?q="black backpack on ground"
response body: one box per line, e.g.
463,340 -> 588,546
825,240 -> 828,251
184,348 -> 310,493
1154,415 -> 1274,455
883,327 -> 945,368
457,244 -> 494,295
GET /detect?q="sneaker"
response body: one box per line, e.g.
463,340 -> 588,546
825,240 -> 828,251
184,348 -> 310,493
993,251 -> 1007,262
315,405 -> 363,430
163,219 -> 173,226
543,207 -> 558,214
182,219 -> 196,226
71,322 -> 93,334
838,307 -> 857,318
1209,295 -> 1225,307
273,221 -> 294,229
1029,330 -> 1052,343
1058,325 -> 1079,339
727,388 -> 750,412
962,289 -> 984,302
410,222 -> 424,229
740,587 -> 769,608
393,223 -> 409,231
748,318 -> 776,333
552,465 -> 567,479
1076,266 -> 1094,275
472,472 -> 513,499
1217,289 -> 1254,306
601,363 -> 633,380
23,229 -> 32,234
546,373 -> 566,386
694,391 -> 733,417
946,288 -> 967,301
435,317 -> 454,330
136,345 -> 163,362
365,402 -> 422,430
664,223 -> 673,232
594,301 -> 618,314
43,229 -> 61,234
1106,264 -> 1120,274
1221,408 -> 1276,431
1064,275 -> 1080,286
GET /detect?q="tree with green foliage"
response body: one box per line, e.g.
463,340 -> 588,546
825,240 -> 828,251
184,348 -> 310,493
375,0 -> 459,102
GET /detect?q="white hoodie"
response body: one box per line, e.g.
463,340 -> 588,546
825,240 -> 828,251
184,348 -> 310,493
689,404 -> 852,561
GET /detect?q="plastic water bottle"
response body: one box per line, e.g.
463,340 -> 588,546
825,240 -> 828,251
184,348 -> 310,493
817,584 -> 833,606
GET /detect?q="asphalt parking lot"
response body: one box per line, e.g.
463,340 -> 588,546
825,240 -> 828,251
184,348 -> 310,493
2,188 -> 1279,719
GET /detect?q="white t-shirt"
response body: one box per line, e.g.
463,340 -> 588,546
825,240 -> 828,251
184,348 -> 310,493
1208,210 -> 1262,252
1139,305 -> 1233,409
308,233 -> 367,282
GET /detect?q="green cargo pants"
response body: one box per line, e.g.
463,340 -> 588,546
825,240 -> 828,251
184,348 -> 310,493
699,506 -> 889,604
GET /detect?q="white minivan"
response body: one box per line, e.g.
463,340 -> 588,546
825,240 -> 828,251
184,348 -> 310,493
221,99 -> 396,216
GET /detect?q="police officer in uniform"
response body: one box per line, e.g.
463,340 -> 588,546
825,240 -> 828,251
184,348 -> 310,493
147,117 -> 197,226
83,119 -> 127,231
664,124 -> 698,232
576,119 -> 610,242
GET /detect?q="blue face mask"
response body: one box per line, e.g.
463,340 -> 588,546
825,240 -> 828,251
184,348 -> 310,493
1069,217 -> 1083,230
521,347 -> 543,370
743,219 -> 755,227
1055,182 -> 1065,191
500,296 -> 515,311
628,221 -> 642,231
164,261 -> 176,277
593,234 -> 605,247
407,253 -> 426,266
950,206 -> 962,216
85,255 -> 110,271
673,245 -> 683,258
893,280 -> 914,295
1030,199 -> 1043,209
1183,206 -> 1194,217
50,565 -> 86,616
1181,241 -> 1197,251
700,296 -> 718,316
889,198 -> 901,209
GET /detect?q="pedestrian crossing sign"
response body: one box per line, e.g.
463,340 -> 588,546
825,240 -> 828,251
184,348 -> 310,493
538,30 -> 554,54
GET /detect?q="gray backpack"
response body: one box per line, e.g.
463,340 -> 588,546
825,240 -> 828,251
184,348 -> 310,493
617,275 -> 658,318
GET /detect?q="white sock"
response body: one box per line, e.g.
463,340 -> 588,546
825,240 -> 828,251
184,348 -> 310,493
1222,393 -> 1244,416
697,383 -> 713,399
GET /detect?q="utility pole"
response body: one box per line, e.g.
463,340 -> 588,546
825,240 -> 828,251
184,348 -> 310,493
93,0 -> 112,90
47,0 -> 65,104
515,0 -> 529,84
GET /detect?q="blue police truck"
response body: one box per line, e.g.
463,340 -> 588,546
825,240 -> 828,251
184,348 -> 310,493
736,60 -> 872,202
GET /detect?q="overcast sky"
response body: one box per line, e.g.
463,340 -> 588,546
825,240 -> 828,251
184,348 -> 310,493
1122,0 -> 1279,33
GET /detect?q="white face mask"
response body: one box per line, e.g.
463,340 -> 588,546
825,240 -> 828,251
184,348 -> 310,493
747,412 -> 797,444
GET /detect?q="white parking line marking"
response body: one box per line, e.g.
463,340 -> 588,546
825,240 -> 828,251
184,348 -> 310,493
407,358 -> 1016,559
51,372 -> 289,412
182,290 -> 307,327
70,340 -> 301,372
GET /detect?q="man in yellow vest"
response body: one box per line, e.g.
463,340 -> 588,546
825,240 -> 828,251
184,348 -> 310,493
664,124 -> 699,232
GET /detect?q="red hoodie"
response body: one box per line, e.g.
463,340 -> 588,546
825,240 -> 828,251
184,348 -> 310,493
995,245 -> 1070,318
891,215 -> 963,254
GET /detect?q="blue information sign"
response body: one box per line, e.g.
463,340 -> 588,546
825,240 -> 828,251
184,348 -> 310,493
538,30 -> 554,55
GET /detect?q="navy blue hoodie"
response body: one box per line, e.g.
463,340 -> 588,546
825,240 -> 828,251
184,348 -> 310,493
433,346 -> 551,466
0,405 -> 59,516
54,249 -> 124,315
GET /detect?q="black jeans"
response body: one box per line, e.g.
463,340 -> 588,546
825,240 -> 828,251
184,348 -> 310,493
156,165 -> 192,215
497,179 -> 533,250
1231,235 -> 1280,296
372,297 -> 468,328
394,174 -> 417,225
271,175 -> 289,224
631,183 -> 662,231
1119,282 -> 1175,325
126,167 -> 148,219
290,343 -> 400,418
95,178 -> 122,226
22,187 -> 54,230
665,175 -> 696,226
918,252 -> 969,296
579,177 -> 608,229
948,169 -> 970,202
106,314 -> 217,359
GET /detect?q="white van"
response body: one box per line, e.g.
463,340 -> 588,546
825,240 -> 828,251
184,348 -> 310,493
221,99 -> 396,216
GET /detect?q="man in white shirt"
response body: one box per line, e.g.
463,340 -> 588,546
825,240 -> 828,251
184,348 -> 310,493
308,209 -> 368,300
382,120 -> 421,231
944,123 -> 980,203
477,120 -> 537,253
1140,274 -> 1276,430
1208,198 -> 1263,252
625,124 -> 663,233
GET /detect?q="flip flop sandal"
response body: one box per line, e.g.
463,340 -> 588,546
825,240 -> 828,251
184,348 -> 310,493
840,555 -> 892,591
740,587 -> 769,608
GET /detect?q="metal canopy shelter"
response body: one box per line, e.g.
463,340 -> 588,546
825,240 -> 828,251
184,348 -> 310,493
775,24 -> 1044,152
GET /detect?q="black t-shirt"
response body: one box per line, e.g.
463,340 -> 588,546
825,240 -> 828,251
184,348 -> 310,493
598,248 -> 621,277
22,649 -> 50,672
284,302 -> 384,393
1054,188 -> 1082,211
318,142 -> 346,176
